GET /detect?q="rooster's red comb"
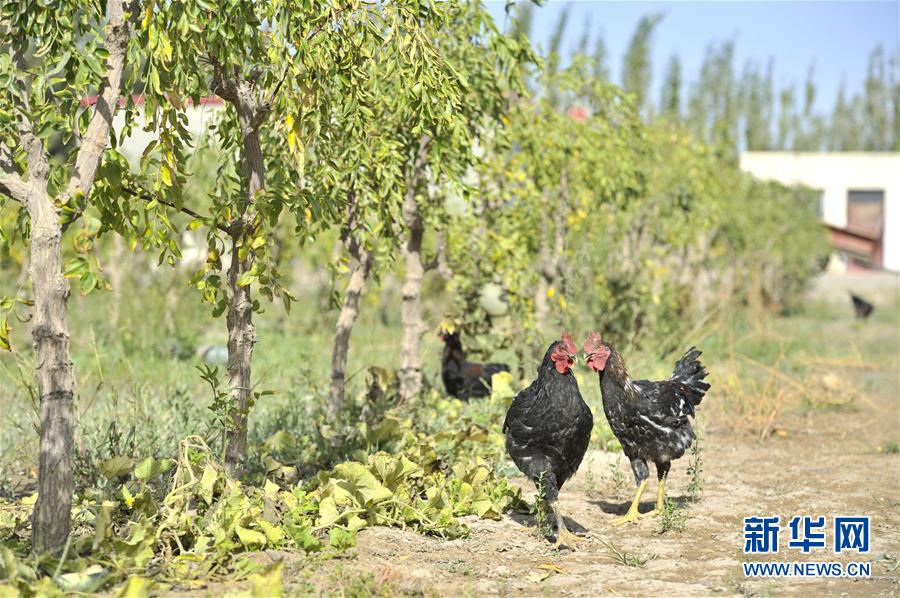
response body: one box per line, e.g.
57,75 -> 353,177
560,332 -> 578,355
583,331 -> 603,353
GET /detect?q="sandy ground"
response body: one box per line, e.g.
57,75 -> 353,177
257,360 -> 900,597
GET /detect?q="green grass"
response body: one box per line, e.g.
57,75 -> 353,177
877,441 -> 900,454
3,263 -> 897,473
1,261 -> 898,595
657,498 -> 687,534
599,538 -> 658,567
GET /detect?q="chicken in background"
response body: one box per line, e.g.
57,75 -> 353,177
583,331 -> 710,524
439,326 -> 510,400
851,293 -> 874,320
503,333 -> 592,549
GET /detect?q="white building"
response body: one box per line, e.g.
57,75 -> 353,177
111,97 -> 224,163
740,152 -> 900,272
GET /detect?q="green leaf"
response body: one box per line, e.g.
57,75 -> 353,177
236,271 -> 254,287
198,462 -> 219,505
99,456 -> 133,479
250,561 -> 282,598
0,316 -> 10,351
54,565 -> 109,593
315,496 -> 340,528
328,528 -> 356,550
256,518 -> 284,544
331,462 -> 392,506
116,576 -> 153,598
64,257 -> 88,277
133,457 -> 176,480
236,525 -> 267,549
80,272 -> 98,294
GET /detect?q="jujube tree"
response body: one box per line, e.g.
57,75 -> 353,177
0,0 -> 139,555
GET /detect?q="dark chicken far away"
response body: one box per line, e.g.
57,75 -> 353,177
439,327 -> 510,400
502,330 -> 710,549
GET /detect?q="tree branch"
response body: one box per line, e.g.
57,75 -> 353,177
0,174 -> 31,205
121,185 -> 232,235
65,0 -> 134,200
401,134 -> 431,228
19,118 -> 50,188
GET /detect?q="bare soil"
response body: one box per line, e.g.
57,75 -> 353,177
256,362 -> 900,597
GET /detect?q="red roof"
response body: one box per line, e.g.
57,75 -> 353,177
567,105 -> 588,122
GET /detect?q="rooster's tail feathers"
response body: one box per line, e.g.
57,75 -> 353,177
671,346 -> 710,405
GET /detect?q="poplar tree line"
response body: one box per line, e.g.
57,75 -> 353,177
517,7 -> 900,155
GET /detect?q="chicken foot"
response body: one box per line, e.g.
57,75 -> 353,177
612,479 -> 649,525
550,502 -> 581,550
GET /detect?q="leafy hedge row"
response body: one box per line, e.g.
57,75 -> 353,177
444,85 -> 828,356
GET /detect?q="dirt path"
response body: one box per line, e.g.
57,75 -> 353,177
266,362 -> 900,597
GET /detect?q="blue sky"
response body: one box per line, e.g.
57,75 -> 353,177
484,1 -> 900,114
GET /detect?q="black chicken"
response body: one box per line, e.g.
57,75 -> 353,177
583,331 -> 709,524
851,293 -> 874,319
439,329 -> 510,399
503,333 -> 593,549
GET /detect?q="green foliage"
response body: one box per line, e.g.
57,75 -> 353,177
600,539 -> 658,568
686,437 -> 704,500
621,13 -> 663,114
607,455 -> 626,495
583,453 -> 597,497
877,441 -> 900,455
657,498 -> 687,534
0,1 -> 839,588
529,472 -> 553,540
0,433 -> 520,594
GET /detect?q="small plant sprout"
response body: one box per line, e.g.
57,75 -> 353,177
687,436 -> 704,501
585,453 -> 597,497
609,453 -> 626,495
657,498 -> 687,534
530,472 -> 554,540
600,539 -> 658,567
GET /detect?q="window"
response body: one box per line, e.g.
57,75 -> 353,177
847,190 -> 884,238
846,189 -> 884,269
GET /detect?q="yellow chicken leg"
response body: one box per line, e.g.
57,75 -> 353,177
551,503 -> 580,550
612,479 -> 649,525
655,476 -> 667,513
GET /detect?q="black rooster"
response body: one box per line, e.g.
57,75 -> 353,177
583,332 -> 709,524
851,293 -> 874,319
503,333 -> 592,549
439,329 -> 510,399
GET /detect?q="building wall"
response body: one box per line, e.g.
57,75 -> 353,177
114,101 -> 225,163
740,152 -> 900,272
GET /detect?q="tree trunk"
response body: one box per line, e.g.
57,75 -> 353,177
327,189 -> 374,417
223,235 -> 256,476
399,207 -> 426,402
222,94 -> 264,478
29,192 -> 76,557
0,0 -> 133,556
327,244 -> 373,418
398,136 -> 430,403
